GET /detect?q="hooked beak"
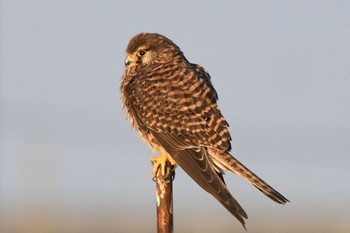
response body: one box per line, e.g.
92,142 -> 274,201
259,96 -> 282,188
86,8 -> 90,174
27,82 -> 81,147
125,54 -> 136,67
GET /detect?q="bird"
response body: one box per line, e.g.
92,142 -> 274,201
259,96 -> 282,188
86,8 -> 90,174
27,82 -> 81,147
120,32 -> 289,228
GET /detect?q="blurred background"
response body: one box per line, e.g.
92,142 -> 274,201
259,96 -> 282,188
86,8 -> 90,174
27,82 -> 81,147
1,1 -> 349,232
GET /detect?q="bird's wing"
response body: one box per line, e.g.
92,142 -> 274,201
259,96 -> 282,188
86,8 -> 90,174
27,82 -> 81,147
127,63 -> 248,226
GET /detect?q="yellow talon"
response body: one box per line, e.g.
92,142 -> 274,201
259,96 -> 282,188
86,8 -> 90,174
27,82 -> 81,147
150,153 -> 176,178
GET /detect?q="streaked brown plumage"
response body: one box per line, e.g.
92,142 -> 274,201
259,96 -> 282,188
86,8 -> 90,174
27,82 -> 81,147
120,33 -> 288,228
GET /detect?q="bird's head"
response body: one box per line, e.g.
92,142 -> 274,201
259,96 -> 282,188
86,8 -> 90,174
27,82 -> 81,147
124,33 -> 186,68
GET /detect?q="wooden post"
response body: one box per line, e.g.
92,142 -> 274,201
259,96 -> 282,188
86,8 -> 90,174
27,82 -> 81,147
155,161 -> 175,233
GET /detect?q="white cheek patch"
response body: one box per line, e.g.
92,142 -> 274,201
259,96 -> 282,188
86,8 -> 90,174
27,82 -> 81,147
142,53 -> 153,64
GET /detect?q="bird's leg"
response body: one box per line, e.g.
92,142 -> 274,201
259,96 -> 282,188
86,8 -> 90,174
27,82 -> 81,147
150,153 -> 176,179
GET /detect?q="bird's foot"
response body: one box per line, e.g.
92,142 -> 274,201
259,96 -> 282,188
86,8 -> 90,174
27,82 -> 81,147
150,153 -> 176,180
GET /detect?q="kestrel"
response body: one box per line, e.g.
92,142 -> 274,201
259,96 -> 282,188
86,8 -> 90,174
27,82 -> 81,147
120,33 -> 288,228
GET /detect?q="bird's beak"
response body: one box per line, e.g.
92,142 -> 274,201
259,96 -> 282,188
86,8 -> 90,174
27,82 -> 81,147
125,54 -> 136,67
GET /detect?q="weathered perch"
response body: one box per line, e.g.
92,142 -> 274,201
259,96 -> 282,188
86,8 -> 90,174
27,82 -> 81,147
155,161 -> 175,233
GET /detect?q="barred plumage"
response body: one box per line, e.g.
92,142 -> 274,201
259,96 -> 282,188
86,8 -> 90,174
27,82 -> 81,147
121,33 -> 288,228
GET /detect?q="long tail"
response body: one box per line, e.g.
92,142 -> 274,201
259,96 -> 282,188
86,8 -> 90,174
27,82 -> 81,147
212,152 -> 289,204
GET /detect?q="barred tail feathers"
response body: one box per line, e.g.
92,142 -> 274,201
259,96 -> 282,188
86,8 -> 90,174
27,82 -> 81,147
211,151 -> 289,204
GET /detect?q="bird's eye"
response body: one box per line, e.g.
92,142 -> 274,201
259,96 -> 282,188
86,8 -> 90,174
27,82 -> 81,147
138,50 -> 146,56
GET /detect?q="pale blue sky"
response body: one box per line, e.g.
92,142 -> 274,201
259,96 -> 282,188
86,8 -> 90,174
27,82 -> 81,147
1,1 -> 350,232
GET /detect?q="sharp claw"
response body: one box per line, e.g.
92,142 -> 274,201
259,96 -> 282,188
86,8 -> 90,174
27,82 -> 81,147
161,163 -> 165,176
150,153 -> 172,179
